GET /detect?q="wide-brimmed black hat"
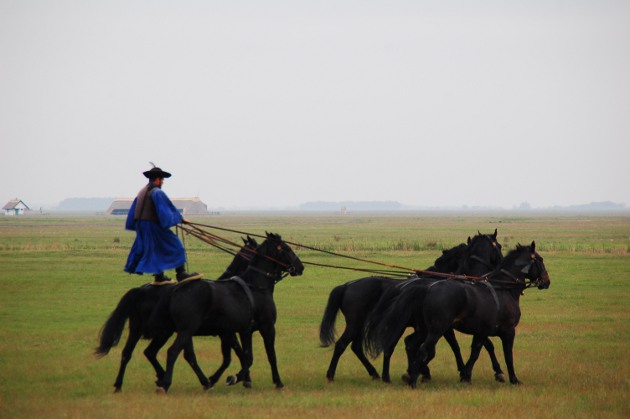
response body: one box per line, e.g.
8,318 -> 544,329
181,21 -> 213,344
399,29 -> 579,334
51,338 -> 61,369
143,165 -> 172,179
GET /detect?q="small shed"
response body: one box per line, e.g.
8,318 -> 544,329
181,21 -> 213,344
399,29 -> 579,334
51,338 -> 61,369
107,197 -> 209,215
3,198 -> 30,216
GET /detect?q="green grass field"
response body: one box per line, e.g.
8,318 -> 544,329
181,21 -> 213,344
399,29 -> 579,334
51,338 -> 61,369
0,214 -> 628,418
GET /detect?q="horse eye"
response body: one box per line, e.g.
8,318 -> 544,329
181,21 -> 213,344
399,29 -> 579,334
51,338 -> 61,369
277,245 -> 283,251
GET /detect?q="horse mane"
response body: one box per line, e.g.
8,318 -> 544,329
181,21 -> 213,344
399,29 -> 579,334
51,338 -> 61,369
430,242 -> 467,272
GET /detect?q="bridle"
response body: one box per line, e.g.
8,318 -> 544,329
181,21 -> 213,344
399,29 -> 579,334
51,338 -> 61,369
247,241 -> 298,284
490,253 -> 547,289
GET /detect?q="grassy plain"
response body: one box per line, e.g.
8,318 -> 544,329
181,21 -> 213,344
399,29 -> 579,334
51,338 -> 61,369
0,213 -> 628,418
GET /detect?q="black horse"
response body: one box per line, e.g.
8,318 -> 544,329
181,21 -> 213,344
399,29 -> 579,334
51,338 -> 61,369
95,236 -> 258,392
320,230 -> 503,383
154,232 -> 304,393
364,230 -> 506,384
371,242 -> 550,387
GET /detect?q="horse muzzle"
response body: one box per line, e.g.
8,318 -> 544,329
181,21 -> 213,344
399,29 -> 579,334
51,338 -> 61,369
537,272 -> 551,289
288,264 -> 304,277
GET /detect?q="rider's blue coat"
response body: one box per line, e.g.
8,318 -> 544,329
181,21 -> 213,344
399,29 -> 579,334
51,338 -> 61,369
124,188 -> 186,275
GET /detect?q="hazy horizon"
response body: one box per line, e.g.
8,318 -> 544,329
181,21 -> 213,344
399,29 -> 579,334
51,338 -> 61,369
2,1 -> 629,209
27,196 -> 630,212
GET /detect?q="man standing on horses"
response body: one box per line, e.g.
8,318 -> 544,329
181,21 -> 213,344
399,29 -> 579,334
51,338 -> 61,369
124,164 -> 202,283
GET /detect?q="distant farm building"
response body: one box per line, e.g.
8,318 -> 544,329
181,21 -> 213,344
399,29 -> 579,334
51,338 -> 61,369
106,197 -> 209,215
3,198 -> 30,216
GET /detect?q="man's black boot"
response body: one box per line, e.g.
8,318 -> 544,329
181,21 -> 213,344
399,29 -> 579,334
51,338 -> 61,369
153,272 -> 172,283
176,266 -> 202,281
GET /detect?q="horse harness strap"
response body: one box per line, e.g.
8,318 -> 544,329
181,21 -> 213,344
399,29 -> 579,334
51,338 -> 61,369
479,280 -> 502,331
218,276 -> 256,313
246,265 -> 273,279
398,276 -> 425,289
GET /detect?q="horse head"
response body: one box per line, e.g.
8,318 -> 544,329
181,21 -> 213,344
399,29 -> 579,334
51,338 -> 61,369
260,232 -> 305,279
501,241 -> 550,289
462,229 -> 503,276
217,236 -> 259,280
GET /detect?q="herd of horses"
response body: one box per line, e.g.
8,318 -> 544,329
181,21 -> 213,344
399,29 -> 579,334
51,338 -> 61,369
95,229 -> 550,393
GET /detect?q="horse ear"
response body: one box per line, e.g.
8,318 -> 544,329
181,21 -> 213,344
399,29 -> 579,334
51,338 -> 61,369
531,241 -> 536,251
493,228 -> 498,238
478,230 -> 481,235
467,236 -> 471,244
242,237 -> 247,245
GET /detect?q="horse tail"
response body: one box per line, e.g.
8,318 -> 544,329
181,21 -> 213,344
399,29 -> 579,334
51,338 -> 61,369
319,284 -> 346,347
363,285 -> 426,358
95,288 -> 142,357
364,285 -> 401,333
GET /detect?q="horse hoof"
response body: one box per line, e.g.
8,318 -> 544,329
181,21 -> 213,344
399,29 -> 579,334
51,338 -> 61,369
495,373 -> 506,383
113,387 -> 122,393
155,387 -> 167,395
243,381 -> 252,389
226,376 -> 238,386
327,377 -> 334,383
401,374 -> 410,384
421,376 -> 432,383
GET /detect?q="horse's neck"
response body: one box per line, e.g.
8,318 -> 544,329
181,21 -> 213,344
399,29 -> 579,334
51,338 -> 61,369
241,259 -> 278,291
218,261 -> 248,280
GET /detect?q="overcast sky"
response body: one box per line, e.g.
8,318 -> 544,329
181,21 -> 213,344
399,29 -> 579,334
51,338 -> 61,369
1,1 -> 629,210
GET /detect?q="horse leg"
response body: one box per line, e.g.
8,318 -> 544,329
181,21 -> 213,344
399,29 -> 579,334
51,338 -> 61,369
259,325 -> 284,389
381,329 -> 406,384
226,334 -> 248,385
408,332 -> 440,389
143,333 -> 171,387
157,331 -> 192,393
208,334 -> 235,387
350,339 -> 380,381
404,331 -> 431,383
181,338 -> 211,389
381,344 -> 393,383
325,328 -> 351,382
460,334 -> 486,383
482,337 -> 506,382
260,327 -> 283,389
227,331 -> 253,388
442,327 -> 465,373
113,325 -> 142,392
500,330 -> 521,384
